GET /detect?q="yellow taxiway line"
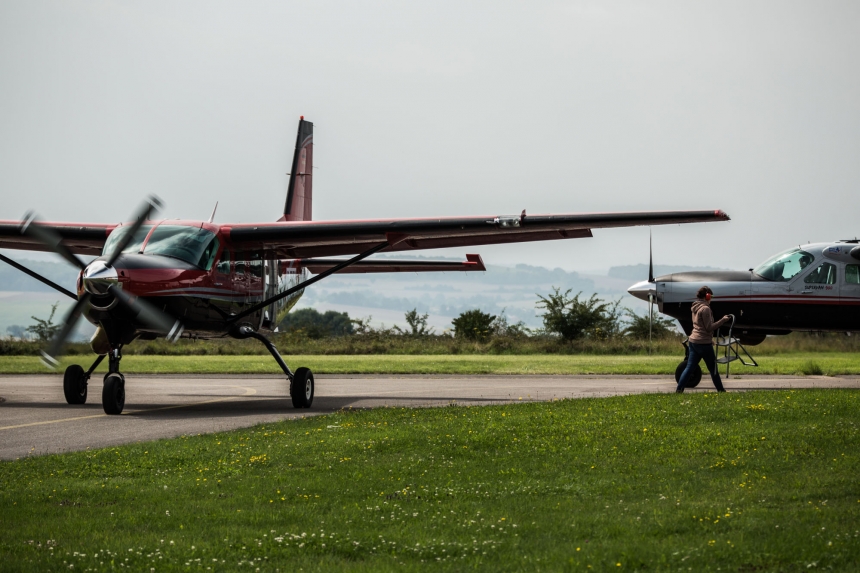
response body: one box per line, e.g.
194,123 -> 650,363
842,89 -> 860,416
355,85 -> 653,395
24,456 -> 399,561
0,385 -> 257,431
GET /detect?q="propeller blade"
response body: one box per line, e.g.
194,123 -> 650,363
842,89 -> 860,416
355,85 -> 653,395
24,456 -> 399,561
20,212 -> 86,271
108,285 -> 184,342
648,228 -> 655,283
103,196 -> 163,268
41,293 -> 91,369
648,292 -> 653,353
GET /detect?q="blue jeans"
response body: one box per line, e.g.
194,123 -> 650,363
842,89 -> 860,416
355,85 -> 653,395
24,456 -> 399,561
677,342 -> 725,393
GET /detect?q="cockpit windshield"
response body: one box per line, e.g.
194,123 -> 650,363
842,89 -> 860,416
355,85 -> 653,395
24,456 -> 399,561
753,247 -> 815,282
102,225 -> 153,257
142,225 -> 220,270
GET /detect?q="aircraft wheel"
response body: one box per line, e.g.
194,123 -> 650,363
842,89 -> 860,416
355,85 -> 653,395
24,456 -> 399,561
290,367 -> 314,409
674,361 -> 702,388
102,373 -> 125,415
63,364 -> 88,405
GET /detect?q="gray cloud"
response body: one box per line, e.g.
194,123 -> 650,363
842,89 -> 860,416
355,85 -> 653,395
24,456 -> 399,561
1,0 -> 858,273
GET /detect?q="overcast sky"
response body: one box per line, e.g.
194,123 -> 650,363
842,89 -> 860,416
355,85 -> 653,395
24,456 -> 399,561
1,1 -> 858,274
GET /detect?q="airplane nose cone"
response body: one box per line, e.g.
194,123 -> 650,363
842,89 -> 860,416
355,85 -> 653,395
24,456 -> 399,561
628,280 -> 656,302
82,260 -> 118,295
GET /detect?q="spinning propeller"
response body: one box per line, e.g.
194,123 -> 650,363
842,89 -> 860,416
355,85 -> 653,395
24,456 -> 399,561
19,196 -> 183,368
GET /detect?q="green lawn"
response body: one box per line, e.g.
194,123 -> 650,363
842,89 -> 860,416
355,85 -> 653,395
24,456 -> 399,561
2,353 -> 860,375
2,389 -> 859,571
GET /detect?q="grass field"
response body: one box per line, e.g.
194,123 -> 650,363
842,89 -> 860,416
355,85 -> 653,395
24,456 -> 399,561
2,353 -> 860,376
2,389 -> 859,571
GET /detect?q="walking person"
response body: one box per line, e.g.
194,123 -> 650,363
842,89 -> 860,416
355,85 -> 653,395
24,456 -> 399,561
676,286 -> 732,393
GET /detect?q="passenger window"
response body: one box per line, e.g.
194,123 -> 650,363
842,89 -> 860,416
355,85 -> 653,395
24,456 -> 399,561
216,249 -> 230,275
235,253 -> 246,276
846,265 -> 860,284
804,262 -> 837,285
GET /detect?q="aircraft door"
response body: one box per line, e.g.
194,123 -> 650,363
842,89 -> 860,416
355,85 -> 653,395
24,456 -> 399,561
234,252 -> 251,311
248,253 -> 265,324
213,248 -> 234,318
750,248 -> 813,329
790,261 -> 840,329
841,263 -> 860,331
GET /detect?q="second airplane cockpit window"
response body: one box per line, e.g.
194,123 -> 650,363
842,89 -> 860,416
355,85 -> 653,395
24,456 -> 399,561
754,248 -> 815,282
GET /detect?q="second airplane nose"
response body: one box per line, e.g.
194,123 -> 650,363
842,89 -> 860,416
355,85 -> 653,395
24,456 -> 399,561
627,280 -> 656,302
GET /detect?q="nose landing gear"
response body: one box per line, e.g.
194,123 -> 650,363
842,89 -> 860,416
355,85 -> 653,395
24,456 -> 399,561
62,349 -> 126,414
62,354 -> 106,405
101,348 -> 126,415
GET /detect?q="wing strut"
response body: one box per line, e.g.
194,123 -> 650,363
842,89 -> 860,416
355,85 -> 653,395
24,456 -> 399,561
0,252 -> 76,300
227,241 -> 389,324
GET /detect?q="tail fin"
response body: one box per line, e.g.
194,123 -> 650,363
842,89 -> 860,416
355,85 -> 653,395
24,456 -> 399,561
281,117 -> 313,222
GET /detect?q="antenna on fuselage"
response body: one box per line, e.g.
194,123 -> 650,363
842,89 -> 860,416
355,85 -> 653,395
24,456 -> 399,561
208,201 -> 219,224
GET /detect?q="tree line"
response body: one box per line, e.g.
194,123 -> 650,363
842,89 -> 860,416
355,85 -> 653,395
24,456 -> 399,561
280,287 -> 679,341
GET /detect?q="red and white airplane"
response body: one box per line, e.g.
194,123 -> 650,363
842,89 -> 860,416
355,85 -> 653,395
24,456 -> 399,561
0,118 -> 729,414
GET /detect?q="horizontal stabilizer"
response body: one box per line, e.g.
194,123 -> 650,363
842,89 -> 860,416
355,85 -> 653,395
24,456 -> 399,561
301,254 -> 486,274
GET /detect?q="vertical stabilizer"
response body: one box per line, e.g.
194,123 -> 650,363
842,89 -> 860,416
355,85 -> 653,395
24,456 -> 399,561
281,117 -> 313,222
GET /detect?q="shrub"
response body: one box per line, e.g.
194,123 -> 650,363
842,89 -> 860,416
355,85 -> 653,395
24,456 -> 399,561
279,308 -> 354,339
394,309 -> 434,336
26,302 -> 62,343
624,311 -> 679,339
452,309 -> 497,341
536,288 -> 620,340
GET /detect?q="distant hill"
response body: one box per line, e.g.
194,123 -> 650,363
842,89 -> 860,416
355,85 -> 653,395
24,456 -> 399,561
607,264 -> 733,281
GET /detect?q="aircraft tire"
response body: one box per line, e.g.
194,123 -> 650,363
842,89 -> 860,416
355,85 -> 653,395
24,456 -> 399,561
674,361 -> 702,388
102,373 -> 125,415
63,364 -> 88,405
290,367 -> 314,409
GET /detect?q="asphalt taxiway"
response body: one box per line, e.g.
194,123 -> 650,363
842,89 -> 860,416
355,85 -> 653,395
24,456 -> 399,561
1,374 -> 858,460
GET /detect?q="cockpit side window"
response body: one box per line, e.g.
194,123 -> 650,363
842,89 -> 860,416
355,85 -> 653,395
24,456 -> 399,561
197,237 -> 219,271
804,262 -> 837,285
143,225 -> 219,269
753,248 -> 815,282
216,249 -> 231,275
846,265 -> 860,284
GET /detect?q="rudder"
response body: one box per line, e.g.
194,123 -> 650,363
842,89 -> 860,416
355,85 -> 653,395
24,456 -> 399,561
281,117 -> 313,222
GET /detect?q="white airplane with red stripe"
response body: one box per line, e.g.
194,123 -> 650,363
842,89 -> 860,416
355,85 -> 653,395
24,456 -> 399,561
628,241 -> 860,345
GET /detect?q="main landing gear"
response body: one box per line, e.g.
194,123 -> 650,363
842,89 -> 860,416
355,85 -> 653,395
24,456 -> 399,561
233,325 -> 314,409
62,348 -> 127,415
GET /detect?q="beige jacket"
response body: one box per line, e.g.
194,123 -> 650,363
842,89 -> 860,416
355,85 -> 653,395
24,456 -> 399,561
688,299 -> 730,344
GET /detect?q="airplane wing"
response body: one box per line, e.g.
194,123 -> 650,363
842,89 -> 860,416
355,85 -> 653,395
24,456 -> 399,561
225,210 -> 729,259
0,221 -> 114,255
300,254 -> 486,274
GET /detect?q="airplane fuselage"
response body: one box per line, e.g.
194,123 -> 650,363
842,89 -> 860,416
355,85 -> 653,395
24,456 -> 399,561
80,220 -> 309,345
629,241 -> 860,344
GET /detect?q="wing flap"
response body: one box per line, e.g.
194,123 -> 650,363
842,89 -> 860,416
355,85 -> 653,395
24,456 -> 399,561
301,254 -> 486,274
